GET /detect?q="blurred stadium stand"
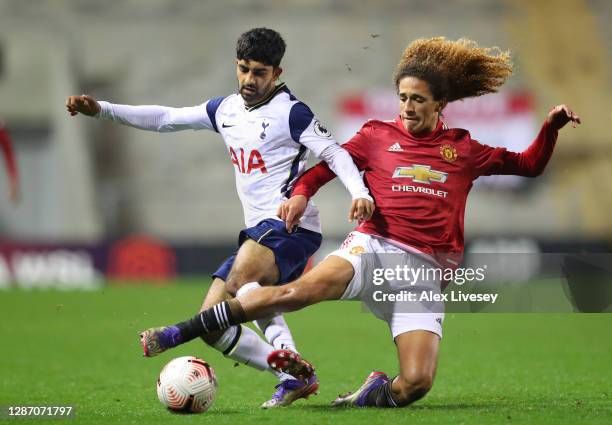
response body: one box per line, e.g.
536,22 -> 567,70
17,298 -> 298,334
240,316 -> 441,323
0,0 -> 610,283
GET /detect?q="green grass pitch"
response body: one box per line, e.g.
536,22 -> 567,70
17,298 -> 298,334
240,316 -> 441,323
1,282 -> 610,424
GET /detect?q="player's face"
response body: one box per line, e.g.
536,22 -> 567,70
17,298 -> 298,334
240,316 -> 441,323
236,59 -> 282,106
398,76 -> 445,134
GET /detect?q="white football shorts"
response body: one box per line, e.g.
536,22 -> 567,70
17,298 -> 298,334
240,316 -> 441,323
328,231 -> 444,339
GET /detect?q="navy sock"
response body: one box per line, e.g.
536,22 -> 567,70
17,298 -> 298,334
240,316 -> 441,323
176,300 -> 245,342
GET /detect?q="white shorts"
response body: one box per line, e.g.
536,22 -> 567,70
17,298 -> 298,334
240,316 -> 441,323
328,231 -> 444,339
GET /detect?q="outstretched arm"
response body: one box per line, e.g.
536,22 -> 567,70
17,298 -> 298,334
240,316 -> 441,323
546,104 -> 581,130
65,94 -> 215,132
473,104 -> 581,178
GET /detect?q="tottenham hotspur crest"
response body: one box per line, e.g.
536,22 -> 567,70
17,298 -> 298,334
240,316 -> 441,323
260,120 -> 270,140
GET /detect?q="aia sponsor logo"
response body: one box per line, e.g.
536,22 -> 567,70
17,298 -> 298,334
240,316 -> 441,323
229,147 -> 268,174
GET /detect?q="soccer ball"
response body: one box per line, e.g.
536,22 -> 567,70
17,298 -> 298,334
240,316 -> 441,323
156,356 -> 218,413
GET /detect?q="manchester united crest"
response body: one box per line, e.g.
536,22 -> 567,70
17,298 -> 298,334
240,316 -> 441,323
349,246 -> 366,255
440,144 -> 457,162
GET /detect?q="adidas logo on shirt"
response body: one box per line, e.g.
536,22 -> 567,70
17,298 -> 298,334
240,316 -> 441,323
387,142 -> 404,152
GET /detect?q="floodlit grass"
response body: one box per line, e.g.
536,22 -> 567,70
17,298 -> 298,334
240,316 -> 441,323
1,282 -> 610,424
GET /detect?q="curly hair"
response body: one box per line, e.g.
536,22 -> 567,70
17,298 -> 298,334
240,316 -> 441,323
236,28 -> 286,67
393,37 -> 513,102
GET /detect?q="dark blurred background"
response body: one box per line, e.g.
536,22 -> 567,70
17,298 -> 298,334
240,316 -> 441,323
0,0 -> 610,288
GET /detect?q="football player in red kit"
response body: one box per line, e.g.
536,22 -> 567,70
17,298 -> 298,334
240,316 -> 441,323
143,37 -> 580,408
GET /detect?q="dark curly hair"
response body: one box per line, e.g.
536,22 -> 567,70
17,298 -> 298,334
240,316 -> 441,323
393,37 -> 513,102
236,28 -> 286,67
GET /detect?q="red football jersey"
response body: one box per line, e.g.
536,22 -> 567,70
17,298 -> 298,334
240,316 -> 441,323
292,116 -> 558,266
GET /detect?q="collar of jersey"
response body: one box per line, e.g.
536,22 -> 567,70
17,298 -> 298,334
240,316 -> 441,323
244,82 -> 287,111
394,116 -> 447,141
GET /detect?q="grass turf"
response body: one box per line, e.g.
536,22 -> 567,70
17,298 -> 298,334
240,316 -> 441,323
0,282 -> 610,424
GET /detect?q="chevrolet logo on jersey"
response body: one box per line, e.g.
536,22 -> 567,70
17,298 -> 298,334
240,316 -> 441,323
392,165 -> 448,184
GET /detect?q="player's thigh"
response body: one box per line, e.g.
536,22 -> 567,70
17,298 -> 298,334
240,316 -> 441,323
199,278 -> 232,313
291,255 -> 355,304
228,239 -> 279,286
395,330 -> 440,388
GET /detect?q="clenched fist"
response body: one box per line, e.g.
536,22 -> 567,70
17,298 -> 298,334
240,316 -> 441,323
65,95 -> 101,117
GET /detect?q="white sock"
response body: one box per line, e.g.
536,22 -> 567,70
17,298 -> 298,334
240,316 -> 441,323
236,281 -> 299,353
211,325 -> 294,381
254,316 -> 299,354
235,281 -> 263,298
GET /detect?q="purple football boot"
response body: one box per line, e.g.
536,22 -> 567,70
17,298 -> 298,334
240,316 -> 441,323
139,326 -> 182,357
332,371 -> 390,407
261,374 -> 319,408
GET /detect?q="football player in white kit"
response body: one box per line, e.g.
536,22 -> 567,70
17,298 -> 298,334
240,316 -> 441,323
66,28 -> 374,408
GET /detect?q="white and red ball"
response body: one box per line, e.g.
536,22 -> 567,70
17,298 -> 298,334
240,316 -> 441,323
156,356 -> 217,413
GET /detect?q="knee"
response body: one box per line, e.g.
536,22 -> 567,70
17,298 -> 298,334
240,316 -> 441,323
225,272 -> 247,296
394,369 -> 434,404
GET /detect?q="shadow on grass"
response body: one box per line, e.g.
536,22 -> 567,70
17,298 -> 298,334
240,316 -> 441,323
183,409 -> 244,416
295,402 -> 499,412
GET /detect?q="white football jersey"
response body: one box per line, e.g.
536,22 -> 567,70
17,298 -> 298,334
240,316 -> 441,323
202,84 -> 335,232
97,83 -> 363,233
